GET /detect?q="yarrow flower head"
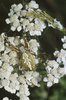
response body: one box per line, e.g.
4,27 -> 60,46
43,60 -> 64,87
5,1 -> 46,36
0,33 -> 41,100
53,36 -> 66,74
43,35 -> 66,87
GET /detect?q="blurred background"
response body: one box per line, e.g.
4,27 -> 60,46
0,0 -> 66,100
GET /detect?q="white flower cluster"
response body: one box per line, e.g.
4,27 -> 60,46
5,1 -> 46,36
43,60 -> 64,87
43,36 -> 66,87
18,71 -> 41,100
54,36 -> 66,74
0,33 -> 41,100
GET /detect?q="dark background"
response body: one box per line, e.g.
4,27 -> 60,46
0,0 -> 66,100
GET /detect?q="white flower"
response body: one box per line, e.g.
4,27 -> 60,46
8,37 -> 14,45
43,77 -> 48,82
11,26 -> 16,31
1,79 -> 10,87
20,10 -> 27,17
0,63 -> 13,80
3,97 -> 9,100
22,19 -> 30,29
63,43 -> 66,49
54,78 -> 59,83
17,26 -> 22,32
12,19 -> 20,27
53,50 -> 59,56
14,3 -> 23,12
47,81 -> 53,87
61,36 -> 66,43
5,18 -> 10,24
1,53 -> 10,63
20,95 -> 29,100
19,84 -> 30,96
10,14 -> 18,22
27,1 -> 39,9
18,75 -> 26,84
25,23 -> 34,32
61,36 -> 66,49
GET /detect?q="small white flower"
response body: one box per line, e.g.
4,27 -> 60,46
54,78 -> 59,83
63,43 -> 66,49
1,53 -> 10,63
47,81 -> 52,87
11,4 -> 16,9
28,1 -> 39,9
43,77 -> 48,82
17,26 -> 22,32
61,36 -> 66,43
1,79 -> 10,87
3,97 -> 9,100
11,26 -> 16,31
13,19 -> 20,27
5,18 -> 10,24
14,3 -> 23,12
22,19 -> 29,29
10,14 -> 18,22
20,10 -> 27,17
